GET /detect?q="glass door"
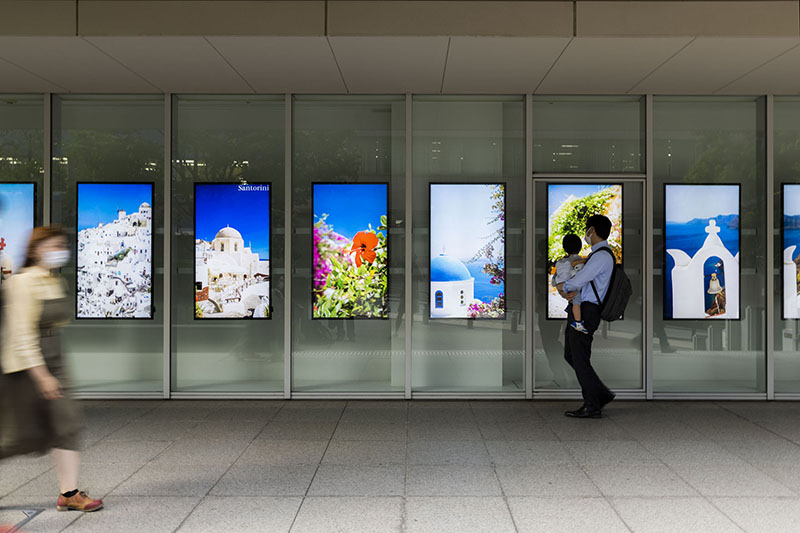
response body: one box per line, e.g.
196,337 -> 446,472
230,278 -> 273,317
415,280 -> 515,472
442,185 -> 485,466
533,178 -> 646,393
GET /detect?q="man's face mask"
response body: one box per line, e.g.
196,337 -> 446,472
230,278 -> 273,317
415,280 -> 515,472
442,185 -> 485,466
584,228 -> 594,246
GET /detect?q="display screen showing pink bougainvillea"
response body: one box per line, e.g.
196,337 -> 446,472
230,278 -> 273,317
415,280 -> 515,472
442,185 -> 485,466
429,183 -> 505,319
312,183 -> 388,319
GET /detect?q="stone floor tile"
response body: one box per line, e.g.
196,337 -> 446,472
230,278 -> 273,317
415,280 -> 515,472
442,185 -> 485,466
565,441 -> 662,466
508,496 -> 629,533
110,463 -> 230,496
711,497 -> 800,532
408,422 -> 482,441
584,465 -> 698,497
178,496 -> 301,532
485,441 -> 574,465
236,439 -> 328,466
406,465 -> 502,496
612,497 -> 741,533
307,465 -> 405,496
63,496 -> 200,533
495,464 -> 601,497
290,497 -> 402,533
10,462 -> 142,498
406,440 -> 490,465
405,497 -> 515,533
672,463 -> 796,497
322,440 -> 406,466
259,420 -> 338,441
210,464 -> 317,496
332,421 -> 408,441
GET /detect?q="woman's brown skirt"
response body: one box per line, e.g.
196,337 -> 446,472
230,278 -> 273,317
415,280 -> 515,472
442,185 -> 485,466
0,370 -> 83,459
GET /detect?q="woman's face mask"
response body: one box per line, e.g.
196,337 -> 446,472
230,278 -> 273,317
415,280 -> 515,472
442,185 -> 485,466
41,250 -> 70,269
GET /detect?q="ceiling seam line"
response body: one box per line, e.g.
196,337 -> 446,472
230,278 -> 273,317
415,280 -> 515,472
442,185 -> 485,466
533,36 -> 573,94
204,36 -> 257,94
80,37 -> 162,92
326,36 -> 349,94
713,41 -> 800,94
0,54 -> 68,93
439,37 -> 451,94
628,37 -> 696,94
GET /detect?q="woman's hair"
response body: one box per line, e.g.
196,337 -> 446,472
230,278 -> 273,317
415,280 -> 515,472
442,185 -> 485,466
22,225 -> 67,268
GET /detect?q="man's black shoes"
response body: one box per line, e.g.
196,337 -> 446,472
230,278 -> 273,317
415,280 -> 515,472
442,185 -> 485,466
564,406 -> 602,419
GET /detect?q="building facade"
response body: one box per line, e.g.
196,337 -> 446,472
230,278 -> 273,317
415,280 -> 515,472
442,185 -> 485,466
1,1 -> 800,399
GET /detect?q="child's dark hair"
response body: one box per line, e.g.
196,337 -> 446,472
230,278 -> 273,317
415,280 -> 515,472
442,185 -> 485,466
562,234 -> 582,255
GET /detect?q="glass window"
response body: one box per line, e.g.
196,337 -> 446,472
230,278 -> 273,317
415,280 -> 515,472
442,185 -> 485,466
292,96 -> 405,393
533,96 -> 644,174
774,97 -> 800,394
0,95 -> 44,222
412,95 -> 524,392
171,95 -> 285,393
51,95 -> 164,393
653,96 -> 766,394
534,180 -> 644,391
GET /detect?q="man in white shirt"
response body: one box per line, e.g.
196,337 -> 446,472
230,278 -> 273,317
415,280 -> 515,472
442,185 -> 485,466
560,214 -> 616,418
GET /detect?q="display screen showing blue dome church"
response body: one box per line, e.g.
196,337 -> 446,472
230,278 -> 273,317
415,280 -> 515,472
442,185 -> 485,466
77,183 -> 153,319
664,184 -> 740,320
784,184 -> 800,319
429,183 -> 505,319
194,183 -> 271,319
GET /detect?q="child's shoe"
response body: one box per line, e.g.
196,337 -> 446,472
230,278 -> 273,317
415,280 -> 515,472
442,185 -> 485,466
570,320 -> 589,334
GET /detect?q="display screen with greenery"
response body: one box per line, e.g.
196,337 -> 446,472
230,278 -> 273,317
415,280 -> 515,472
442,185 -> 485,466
547,184 -> 623,319
312,183 -> 388,319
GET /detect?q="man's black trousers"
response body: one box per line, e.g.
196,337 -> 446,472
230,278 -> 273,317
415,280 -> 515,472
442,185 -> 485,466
564,302 -> 613,411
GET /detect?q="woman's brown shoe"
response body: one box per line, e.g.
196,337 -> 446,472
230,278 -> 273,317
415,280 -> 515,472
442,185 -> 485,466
56,491 -> 103,512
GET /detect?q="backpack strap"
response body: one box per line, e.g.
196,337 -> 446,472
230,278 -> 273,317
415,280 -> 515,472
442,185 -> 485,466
586,247 -> 614,308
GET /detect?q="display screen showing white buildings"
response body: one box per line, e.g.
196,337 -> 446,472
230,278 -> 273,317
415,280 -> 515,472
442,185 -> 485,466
429,183 -> 505,319
77,183 -> 153,318
547,184 -> 622,319
0,183 -> 34,286
195,183 -> 270,319
665,184 -> 740,320
783,184 -> 800,319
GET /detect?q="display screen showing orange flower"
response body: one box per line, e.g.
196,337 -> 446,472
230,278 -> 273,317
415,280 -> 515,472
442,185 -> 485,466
313,183 -> 388,319
350,231 -> 378,267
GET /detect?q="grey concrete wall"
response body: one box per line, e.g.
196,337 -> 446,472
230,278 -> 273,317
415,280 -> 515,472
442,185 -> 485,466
0,0 -> 797,37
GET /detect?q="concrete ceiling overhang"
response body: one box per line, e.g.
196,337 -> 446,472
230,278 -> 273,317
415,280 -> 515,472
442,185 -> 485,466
1,1 -> 800,95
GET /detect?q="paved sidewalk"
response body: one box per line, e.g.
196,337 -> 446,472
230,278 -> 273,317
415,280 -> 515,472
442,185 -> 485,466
2,400 -> 800,532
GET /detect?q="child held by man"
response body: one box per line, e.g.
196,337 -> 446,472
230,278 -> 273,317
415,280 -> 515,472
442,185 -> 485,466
551,234 -> 589,333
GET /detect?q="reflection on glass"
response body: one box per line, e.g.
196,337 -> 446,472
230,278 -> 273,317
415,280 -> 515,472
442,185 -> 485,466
172,95 -> 284,393
653,97 -> 765,394
412,96 -> 523,392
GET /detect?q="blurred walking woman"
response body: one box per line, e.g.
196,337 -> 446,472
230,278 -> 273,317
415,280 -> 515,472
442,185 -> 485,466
0,226 -> 103,512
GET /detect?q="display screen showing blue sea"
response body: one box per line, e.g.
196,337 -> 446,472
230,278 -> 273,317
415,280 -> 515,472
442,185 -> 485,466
430,183 -> 505,319
195,183 -> 270,258
0,183 -> 34,276
664,184 -> 739,318
784,185 -> 800,259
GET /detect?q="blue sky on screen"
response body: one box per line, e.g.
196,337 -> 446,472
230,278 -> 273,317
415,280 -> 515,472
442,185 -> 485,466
0,183 -> 35,270
430,184 -> 501,261
548,184 -> 615,218
78,183 -> 152,231
195,184 -> 270,257
313,183 -> 387,240
785,184 -> 800,217
665,184 -> 739,223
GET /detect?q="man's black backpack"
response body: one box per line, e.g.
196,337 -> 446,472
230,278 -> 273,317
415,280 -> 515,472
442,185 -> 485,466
588,246 -> 632,322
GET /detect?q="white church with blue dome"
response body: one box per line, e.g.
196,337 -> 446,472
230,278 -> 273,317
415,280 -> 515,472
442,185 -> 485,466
430,253 -> 478,318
